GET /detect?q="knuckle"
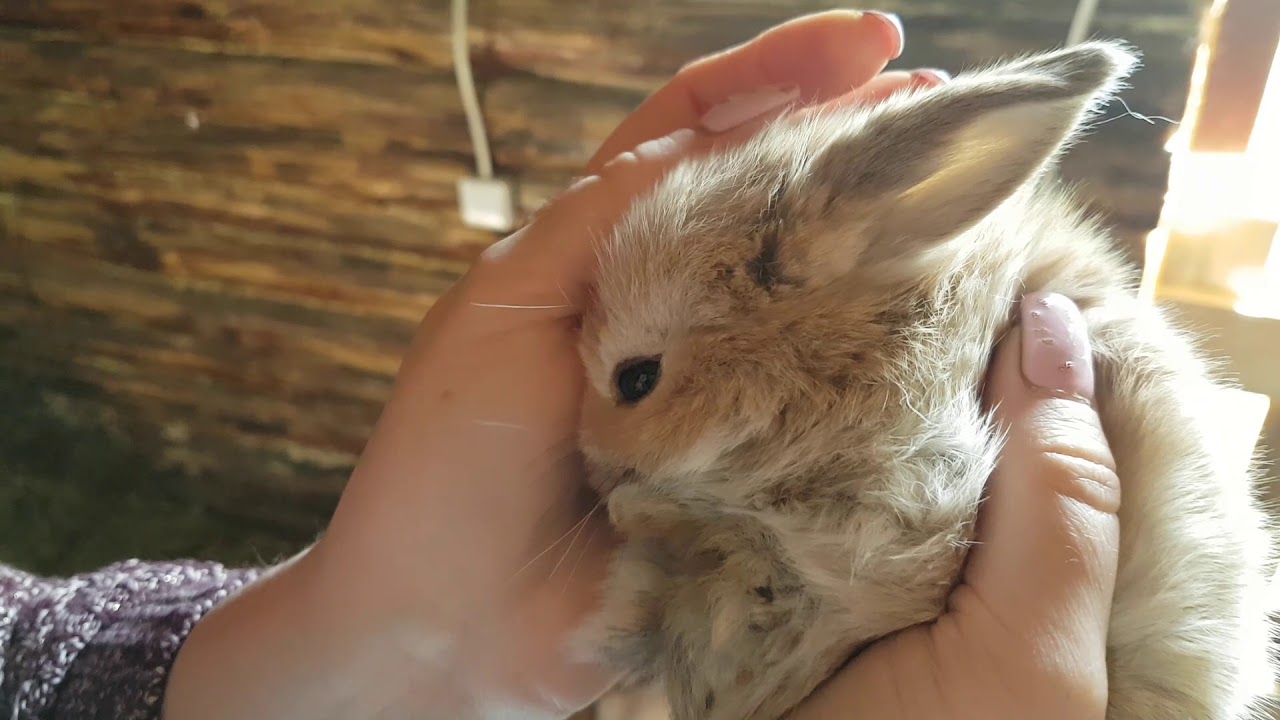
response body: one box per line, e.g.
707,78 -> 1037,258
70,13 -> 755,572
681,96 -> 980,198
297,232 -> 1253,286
1036,448 -> 1121,516
1024,400 -> 1121,515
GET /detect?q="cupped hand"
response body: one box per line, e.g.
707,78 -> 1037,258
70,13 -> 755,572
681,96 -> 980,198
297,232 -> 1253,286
794,292 -> 1120,720
166,10 -> 948,720
328,12 -> 940,714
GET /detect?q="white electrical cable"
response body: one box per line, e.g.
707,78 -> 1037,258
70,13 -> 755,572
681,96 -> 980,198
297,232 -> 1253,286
1065,0 -> 1100,45
451,0 -> 494,180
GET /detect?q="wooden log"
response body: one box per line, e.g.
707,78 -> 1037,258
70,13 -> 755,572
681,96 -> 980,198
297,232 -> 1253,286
0,0 -> 1200,251
6,186 -> 474,322
0,0 -> 1202,577
0,0 -> 1201,96
0,285 -> 374,492
2,251 -> 415,384
0,25 -> 1183,286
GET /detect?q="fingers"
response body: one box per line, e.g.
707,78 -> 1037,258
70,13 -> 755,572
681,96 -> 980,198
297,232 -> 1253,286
463,10 -> 954,316
585,9 -> 905,172
848,68 -> 950,105
467,78 -> 953,316
469,79 -> 826,312
959,292 -> 1120,682
468,126 -> 704,314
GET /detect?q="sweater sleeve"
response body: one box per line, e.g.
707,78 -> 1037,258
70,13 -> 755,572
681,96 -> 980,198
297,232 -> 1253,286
0,559 -> 263,720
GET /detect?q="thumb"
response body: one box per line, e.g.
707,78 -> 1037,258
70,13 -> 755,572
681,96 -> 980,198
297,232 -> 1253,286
964,292 -> 1121,677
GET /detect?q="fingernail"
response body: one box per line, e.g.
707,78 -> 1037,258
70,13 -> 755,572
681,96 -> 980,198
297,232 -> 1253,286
601,128 -> 697,171
565,174 -> 597,192
1021,292 -> 1095,403
601,150 -> 636,171
913,68 -> 951,83
633,128 -> 697,160
866,11 -> 905,59
699,85 -> 799,133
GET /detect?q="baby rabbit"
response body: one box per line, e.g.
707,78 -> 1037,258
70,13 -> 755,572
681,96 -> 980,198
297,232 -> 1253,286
574,40 -> 1277,719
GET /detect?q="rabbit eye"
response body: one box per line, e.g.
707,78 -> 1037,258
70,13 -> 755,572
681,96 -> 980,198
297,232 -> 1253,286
614,357 -> 662,405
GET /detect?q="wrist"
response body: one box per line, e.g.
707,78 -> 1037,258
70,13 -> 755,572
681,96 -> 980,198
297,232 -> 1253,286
164,545 -> 463,720
446,538 -> 622,716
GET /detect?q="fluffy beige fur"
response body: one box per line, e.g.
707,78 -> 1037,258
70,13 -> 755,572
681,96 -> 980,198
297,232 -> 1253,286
573,40 -> 1277,720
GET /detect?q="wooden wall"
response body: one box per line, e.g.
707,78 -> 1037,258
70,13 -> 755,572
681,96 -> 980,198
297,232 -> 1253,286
0,0 -> 1203,573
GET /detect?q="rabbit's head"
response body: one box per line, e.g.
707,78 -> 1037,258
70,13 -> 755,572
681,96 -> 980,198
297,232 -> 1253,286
578,41 -> 1138,516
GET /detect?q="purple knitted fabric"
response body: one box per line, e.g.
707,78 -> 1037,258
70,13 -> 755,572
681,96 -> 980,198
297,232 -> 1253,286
0,559 -> 262,719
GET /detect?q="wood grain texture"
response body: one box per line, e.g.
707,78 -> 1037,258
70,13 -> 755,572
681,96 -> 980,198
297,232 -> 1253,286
0,1 -> 1201,578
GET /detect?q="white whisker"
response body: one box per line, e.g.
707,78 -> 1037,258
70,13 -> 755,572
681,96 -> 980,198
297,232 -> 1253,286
474,419 -> 526,430
549,500 -> 601,581
562,506 -> 603,595
471,302 -> 573,310
510,498 -> 601,581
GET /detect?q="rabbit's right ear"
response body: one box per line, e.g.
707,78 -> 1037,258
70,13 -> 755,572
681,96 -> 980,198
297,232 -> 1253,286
794,40 -> 1138,275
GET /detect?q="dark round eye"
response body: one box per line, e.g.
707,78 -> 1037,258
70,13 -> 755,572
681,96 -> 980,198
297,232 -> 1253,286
614,357 -> 662,405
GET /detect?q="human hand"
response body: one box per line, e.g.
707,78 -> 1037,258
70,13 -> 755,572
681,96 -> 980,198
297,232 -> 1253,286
165,10 -> 948,720
793,292 -> 1120,720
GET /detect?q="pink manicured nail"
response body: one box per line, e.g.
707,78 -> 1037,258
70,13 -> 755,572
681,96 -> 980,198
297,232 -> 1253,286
865,11 -> 905,59
600,128 -> 696,171
1021,292 -> 1095,403
633,128 -> 697,159
699,85 -> 799,133
914,68 -> 951,83
601,151 -> 636,171
564,174 -> 596,192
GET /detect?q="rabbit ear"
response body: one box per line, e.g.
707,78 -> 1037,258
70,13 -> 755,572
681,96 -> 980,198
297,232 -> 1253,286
798,40 -> 1138,270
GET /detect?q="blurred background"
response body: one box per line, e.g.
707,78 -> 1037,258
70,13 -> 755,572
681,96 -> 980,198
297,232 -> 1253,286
0,0 -> 1276,640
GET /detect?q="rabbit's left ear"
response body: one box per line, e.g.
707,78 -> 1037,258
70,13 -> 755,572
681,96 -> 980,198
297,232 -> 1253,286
801,40 -> 1138,264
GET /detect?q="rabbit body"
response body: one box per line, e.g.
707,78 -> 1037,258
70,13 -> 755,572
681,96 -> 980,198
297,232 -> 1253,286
575,41 -> 1276,720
